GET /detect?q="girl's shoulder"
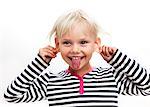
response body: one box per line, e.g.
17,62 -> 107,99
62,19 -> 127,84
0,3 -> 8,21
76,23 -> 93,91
88,66 -> 115,78
92,66 -> 114,73
41,69 -> 70,79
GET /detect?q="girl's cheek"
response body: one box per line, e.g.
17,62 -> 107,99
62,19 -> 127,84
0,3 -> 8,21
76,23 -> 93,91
60,47 -> 70,53
83,45 -> 94,50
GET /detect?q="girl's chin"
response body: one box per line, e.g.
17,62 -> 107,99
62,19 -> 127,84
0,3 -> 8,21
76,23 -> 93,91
68,64 -> 86,72
69,65 -> 81,71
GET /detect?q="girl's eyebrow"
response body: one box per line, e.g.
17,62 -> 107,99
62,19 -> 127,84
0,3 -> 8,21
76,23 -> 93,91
62,38 -> 88,41
80,38 -> 88,40
61,39 -> 71,41
61,36 -> 90,41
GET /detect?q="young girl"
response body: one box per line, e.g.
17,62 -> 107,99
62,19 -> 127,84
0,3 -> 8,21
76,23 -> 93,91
4,10 -> 150,107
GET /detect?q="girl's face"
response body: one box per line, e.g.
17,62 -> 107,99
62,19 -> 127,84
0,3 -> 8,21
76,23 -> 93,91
55,23 -> 100,72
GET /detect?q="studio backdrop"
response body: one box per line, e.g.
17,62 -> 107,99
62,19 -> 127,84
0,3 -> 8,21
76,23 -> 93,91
0,0 -> 150,107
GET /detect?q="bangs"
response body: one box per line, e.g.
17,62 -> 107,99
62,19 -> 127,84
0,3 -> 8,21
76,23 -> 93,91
49,10 -> 99,40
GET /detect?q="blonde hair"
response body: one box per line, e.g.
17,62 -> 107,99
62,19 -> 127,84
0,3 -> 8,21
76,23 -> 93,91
49,9 -> 100,41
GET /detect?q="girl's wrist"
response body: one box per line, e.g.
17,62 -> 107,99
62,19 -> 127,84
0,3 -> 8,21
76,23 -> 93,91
38,53 -> 50,65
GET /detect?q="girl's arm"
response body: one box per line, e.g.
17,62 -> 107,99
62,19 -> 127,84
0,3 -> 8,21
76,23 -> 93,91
4,45 -> 58,103
99,46 -> 150,95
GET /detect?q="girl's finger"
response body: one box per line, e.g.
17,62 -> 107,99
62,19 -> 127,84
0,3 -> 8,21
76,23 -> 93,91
108,47 -> 113,55
103,46 -> 109,56
42,51 -> 56,59
45,50 -> 57,57
40,48 -> 57,59
43,48 -> 54,54
100,46 -> 105,56
99,46 -> 102,53
101,46 -> 106,55
45,46 -> 57,52
43,47 -> 58,55
105,46 -> 110,57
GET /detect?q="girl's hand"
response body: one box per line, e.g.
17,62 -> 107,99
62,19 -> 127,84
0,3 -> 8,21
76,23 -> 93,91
39,45 -> 58,63
99,45 -> 117,62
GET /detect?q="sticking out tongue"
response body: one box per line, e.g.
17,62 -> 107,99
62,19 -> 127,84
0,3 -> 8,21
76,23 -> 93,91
71,57 -> 81,69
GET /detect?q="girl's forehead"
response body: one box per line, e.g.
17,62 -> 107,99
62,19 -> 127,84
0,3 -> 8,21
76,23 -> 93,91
61,23 -> 95,39
56,21 -> 97,41
60,32 -> 95,41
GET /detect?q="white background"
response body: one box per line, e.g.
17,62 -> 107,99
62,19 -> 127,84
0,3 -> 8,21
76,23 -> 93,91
1,0 -> 150,107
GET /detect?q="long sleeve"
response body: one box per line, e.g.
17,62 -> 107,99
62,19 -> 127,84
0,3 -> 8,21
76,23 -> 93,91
108,49 -> 150,95
4,54 -> 50,103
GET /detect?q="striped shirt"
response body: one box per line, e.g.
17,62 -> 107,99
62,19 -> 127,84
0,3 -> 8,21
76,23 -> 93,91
4,49 -> 150,107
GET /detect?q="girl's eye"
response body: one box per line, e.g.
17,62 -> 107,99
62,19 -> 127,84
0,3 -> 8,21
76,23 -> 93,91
62,41 -> 71,46
63,41 -> 69,44
80,41 -> 88,44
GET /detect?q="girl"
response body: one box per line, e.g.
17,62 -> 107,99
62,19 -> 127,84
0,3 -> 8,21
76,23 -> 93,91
4,10 -> 150,107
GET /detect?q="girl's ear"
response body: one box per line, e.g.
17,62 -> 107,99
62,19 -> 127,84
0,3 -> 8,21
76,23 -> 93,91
94,37 -> 101,52
55,37 -> 60,52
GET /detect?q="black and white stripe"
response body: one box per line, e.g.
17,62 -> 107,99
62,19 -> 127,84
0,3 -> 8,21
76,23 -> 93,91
109,50 -> 150,95
4,50 -> 150,106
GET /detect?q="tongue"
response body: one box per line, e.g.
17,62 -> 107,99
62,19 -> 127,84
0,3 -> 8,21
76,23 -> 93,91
71,58 -> 81,69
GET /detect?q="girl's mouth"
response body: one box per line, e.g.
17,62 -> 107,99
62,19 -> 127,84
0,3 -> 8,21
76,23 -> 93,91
68,56 -> 85,69
68,56 -> 85,60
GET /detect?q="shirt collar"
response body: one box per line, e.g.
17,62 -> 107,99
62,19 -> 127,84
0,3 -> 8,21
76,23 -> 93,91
66,66 -> 93,78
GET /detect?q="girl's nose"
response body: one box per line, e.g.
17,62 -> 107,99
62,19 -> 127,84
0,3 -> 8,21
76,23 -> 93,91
71,44 -> 80,53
